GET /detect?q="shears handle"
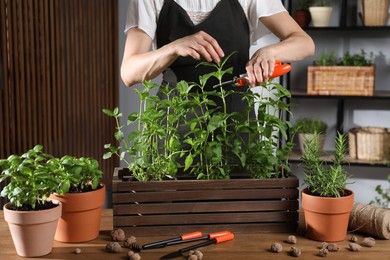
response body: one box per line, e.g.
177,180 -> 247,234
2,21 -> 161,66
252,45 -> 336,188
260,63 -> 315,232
234,61 -> 292,87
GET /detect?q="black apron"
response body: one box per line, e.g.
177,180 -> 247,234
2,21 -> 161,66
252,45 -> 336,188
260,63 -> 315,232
156,0 -> 250,92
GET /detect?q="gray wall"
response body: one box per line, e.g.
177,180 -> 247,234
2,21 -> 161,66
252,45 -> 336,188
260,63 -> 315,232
118,0 -> 389,206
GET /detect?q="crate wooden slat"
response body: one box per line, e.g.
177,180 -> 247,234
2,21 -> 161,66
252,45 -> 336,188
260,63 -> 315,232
307,65 -> 375,96
112,168 -> 299,236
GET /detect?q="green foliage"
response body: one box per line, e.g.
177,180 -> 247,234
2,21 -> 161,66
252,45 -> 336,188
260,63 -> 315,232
311,0 -> 330,6
313,50 -> 337,66
48,156 -> 103,192
339,50 -> 374,66
295,117 -> 327,134
370,174 -> 390,208
297,0 -> 314,10
0,145 -> 62,209
314,49 -> 373,66
103,53 -> 294,181
302,132 -> 351,197
0,145 -> 103,209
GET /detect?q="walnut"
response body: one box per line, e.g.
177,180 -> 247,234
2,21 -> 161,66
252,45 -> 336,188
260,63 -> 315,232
270,242 -> 283,253
349,242 -> 361,252
110,228 -> 126,242
73,248 -> 81,254
286,235 -> 297,244
349,235 -> 358,243
127,250 -> 141,260
288,247 -> 302,257
106,242 -> 122,253
124,236 -> 137,247
320,242 -> 328,249
361,237 -> 375,247
326,243 -> 339,252
188,255 -> 198,260
318,248 -> 329,257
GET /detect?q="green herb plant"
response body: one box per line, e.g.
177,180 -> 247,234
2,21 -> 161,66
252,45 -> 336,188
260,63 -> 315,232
370,174 -> 390,208
104,53 -> 294,180
302,132 -> 351,197
0,145 -> 67,210
314,50 -> 337,66
297,0 -> 314,10
314,49 -> 373,66
295,117 -> 327,134
48,156 -> 103,193
311,0 -> 330,7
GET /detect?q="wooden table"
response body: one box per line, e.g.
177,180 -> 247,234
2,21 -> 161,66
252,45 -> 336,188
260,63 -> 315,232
1,209 -> 390,259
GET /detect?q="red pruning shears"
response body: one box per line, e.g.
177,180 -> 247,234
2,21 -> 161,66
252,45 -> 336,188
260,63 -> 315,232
213,60 -> 292,88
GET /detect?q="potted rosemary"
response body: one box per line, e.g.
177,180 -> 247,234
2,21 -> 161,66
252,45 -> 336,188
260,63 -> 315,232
301,132 -> 354,242
0,145 -> 65,257
103,53 -> 298,235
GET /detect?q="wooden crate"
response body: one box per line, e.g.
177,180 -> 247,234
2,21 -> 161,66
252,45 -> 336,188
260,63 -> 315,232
112,168 -> 299,236
307,65 -> 375,96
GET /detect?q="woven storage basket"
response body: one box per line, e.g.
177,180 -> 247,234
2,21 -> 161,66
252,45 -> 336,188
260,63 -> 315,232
307,65 -> 375,96
360,0 -> 390,26
349,127 -> 390,161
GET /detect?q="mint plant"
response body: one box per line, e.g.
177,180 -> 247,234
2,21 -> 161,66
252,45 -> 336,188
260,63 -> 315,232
104,53 -> 294,180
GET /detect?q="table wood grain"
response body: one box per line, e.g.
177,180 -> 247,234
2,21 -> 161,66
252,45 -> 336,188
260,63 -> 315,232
1,209 -> 390,259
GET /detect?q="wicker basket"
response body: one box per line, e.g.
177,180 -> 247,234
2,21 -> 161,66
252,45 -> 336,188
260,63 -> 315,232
360,0 -> 390,26
348,127 -> 390,161
307,65 -> 375,96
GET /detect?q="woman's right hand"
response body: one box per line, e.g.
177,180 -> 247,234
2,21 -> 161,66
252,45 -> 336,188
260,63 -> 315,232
170,31 -> 225,63
121,29 -> 224,87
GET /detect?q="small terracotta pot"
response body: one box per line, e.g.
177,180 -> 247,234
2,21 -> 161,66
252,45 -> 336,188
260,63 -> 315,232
292,10 -> 311,28
50,184 -> 106,242
302,188 -> 354,242
3,201 -> 62,257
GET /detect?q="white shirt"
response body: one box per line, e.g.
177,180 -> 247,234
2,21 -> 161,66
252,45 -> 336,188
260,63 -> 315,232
125,0 -> 287,46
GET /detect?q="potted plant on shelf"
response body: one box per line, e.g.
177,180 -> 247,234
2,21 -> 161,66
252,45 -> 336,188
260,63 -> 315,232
308,49 -> 375,96
292,0 -> 314,28
0,145 -> 65,257
49,155 -> 105,242
295,117 -> 327,154
309,0 -> 333,27
370,173 -> 390,208
301,132 -> 354,242
103,53 -> 299,236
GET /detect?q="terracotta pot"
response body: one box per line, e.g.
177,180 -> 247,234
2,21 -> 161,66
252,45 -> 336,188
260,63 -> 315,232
302,188 -> 354,242
50,184 -> 106,242
3,201 -> 62,257
292,10 -> 311,28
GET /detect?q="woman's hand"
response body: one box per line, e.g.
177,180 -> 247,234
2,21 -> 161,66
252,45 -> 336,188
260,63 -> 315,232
121,29 -> 225,87
245,48 -> 276,87
170,31 -> 225,63
245,12 -> 315,87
